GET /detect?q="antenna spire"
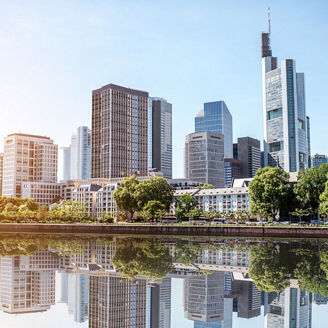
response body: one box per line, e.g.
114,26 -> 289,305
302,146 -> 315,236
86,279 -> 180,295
268,7 -> 271,34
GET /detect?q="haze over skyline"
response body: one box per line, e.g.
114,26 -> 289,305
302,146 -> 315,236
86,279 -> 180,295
0,0 -> 327,178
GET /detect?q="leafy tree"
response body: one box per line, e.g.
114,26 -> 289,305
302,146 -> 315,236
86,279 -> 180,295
189,208 -> 202,221
294,164 -> 328,218
289,208 -> 310,223
249,243 -> 292,292
319,178 -> 328,219
143,200 -> 167,222
113,240 -> 173,280
249,167 -> 290,220
37,205 -> 49,222
175,193 -> 198,221
174,241 -> 201,265
113,176 -> 140,219
135,177 -> 174,211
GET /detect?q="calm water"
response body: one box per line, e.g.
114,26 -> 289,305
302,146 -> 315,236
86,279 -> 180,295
0,233 -> 327,327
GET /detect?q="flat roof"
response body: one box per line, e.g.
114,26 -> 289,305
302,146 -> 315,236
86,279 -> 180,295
92,83 -> 148,97
6,133 -> 51,140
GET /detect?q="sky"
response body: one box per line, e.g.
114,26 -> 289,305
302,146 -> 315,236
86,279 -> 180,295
0,0 -> 327,178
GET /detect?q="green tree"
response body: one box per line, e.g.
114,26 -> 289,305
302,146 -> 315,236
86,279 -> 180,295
143,200 -> 167,222
189,208 -> 202,221
113,176 -> 140,219
319,178 -> 328,219
199,184 -> 214,189
289,208 -> 310,223
294,164 -> 328,218
113,240 -> 173,280
175,193 -> 198,221
249,167 -> 290,220
135,177 -> 174,211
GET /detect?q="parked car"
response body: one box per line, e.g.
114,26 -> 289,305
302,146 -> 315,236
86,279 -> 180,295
311,220 -> 323,225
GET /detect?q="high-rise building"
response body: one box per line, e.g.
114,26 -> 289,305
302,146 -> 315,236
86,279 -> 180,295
62,126 -> 91,181
0,153 -> 3,195
2,133 -> 58,197
184,272 -> 225,323
148,98 -> 172,179
306,116 -> 311,168
311,154 -> 327,167
0,250 -> 58,314
146,278 -> 171,328
224,158 -> 240,187
262,28 -> 310,172
185,132 -> 224,188
236,281 -> 261,319
264,288 -> 312,328
234,137 -> 261,178
91,84 -> 148,179
195,101 -> 233,158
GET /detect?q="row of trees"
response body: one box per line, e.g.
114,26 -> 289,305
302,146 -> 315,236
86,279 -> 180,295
0,196 -> 92,223
249,164 -> 328,221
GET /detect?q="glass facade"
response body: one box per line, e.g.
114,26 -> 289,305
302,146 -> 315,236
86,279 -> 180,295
195,101 -> 233,158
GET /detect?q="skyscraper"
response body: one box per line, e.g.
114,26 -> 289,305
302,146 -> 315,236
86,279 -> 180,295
224,158 -> 240,188
2,133 -> 58,197
234,137 -> 261,178
148,97 -> 172,179
185,132 -> 224,188
195,101 -> 233,158
311,154 -> 328,167
262,26 -> 310,172
62,126 -> 91,181
91,84 -> 148,179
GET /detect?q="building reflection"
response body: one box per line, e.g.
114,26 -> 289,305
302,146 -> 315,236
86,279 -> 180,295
0,238 -> 323,328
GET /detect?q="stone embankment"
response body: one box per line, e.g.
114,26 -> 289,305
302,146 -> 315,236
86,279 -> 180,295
0,224 -> 328,238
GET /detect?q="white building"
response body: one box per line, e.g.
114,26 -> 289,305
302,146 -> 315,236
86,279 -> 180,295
171,186 -> 250,214
72,184 -> 102,217
2,133 -> 58,198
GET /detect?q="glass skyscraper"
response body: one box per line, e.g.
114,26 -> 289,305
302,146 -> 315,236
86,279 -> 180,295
261,30 -> 310,172
195,101 -> 233,159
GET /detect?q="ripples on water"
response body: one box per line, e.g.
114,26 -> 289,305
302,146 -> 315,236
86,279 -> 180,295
0,233 -> 327,327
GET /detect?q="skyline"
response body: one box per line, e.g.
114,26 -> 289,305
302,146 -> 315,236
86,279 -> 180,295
0,1 -> 327,178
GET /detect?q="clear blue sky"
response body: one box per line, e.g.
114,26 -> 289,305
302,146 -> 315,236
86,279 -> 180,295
0,0 -> 327,178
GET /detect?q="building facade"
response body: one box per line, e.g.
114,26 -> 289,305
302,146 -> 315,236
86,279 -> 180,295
311,154 -> 327,167
195,101 -> 233,158
0,153 -> 3,195
185,132 -> 224,188
2,133 -> 58,198
262,31 -> 310,172
91,84 -> 148,179
234,137 -> 261,178
148,97 -> 172,179
224,158 -> 241,187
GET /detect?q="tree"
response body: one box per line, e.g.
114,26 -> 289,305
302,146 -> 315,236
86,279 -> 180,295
113,240 -> 173,280
249,167 -> 290,220
135,177 -> 174,211
175,193 -> 198,221
294,164 -> 328,218
113,176 -> 140,219
143,200 -> 167,222
289,208 -> 310,223
249,243 -> 293,292
199,184 -> 214,189
319,178 -> 328,219
189,208 -> 202,221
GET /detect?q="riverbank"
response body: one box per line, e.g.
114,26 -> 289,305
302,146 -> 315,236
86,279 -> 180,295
1,223 -> 328,238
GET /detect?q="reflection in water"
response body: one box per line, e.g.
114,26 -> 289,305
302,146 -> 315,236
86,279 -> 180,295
0,234 -> 327,327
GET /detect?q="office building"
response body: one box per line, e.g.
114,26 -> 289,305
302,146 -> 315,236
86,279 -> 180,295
0,153 -> 3,195
234,137 -> 261,178
91,83 -> 148,179
306,116 -> 311,168
21,181 -> 62,205
89,275 -> 147,328
262,28 -> 310,172
0,250 -> 58,314
311,154 -> 327,167
264,288 -> 312,328
62,126 -> 91,181
224,158 -> 240,187
2,133 -> 58,198
184,272 -> 225,323
237,281 -> 261,319
146,278 -> 171,328
185,132 -> 224,188
148,97 -> 172,179
195,101 -> 233,158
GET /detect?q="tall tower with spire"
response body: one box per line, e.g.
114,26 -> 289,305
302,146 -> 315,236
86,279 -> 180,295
261,9 -> 310,172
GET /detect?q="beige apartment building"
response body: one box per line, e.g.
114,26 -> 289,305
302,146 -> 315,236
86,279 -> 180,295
2,133 -> 58,198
